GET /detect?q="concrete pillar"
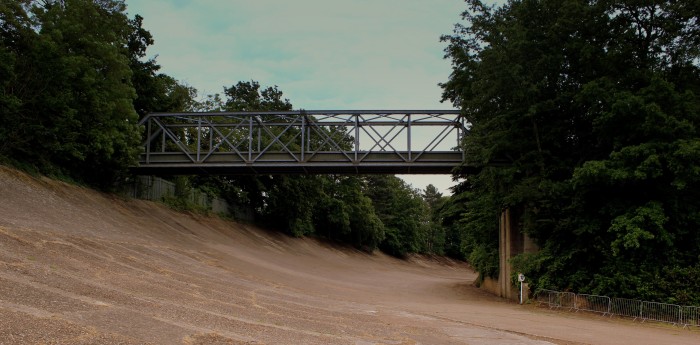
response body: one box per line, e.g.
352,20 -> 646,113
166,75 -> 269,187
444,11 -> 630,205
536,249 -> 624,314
498,209 -> 510,298
497,207 -> 537,300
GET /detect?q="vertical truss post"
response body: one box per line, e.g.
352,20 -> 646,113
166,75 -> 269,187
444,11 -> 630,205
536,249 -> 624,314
459,115 -> 465,161
354,114 -> 359,162
407,113 -> 412,162
301,114 -> 306,162
248,116 -> 253,162
146,118 -> 151,164
209,121 -> 213,154
197,117 -> 202,162
457,116 -> 461,148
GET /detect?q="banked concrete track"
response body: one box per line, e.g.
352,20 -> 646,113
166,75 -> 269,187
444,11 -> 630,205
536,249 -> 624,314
0,166 -> 697,344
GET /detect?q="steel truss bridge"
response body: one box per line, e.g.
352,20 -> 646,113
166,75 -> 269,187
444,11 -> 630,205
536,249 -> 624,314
134,110 -> 465,175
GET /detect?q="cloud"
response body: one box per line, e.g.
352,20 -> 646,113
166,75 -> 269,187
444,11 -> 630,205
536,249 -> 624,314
127,0 -> 463,105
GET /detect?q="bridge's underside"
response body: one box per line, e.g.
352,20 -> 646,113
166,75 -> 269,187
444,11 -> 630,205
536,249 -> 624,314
134,152 -> 462,175
134,110 -> 466,175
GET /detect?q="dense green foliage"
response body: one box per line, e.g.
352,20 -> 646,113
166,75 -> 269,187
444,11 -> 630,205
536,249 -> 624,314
190,81 -> 440,255
0,0 -> 195,187
0,1 -> 452,258
1,0 -> 142,186
441,0 -> 700,304
364,175 -> 427,256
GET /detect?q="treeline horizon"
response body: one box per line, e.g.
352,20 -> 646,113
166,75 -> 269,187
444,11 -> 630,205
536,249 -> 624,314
0,0 -> 463,260
2,0 -> 699,305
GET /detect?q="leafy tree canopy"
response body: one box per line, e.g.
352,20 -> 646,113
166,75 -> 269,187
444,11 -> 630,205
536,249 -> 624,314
441,0 -> 700,304
0,1 -> 459,260
1,0 -> 144,187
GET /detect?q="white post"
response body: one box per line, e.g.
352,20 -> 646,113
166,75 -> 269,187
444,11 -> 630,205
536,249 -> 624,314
518,273 -> 525,304
520,281 -> 523,304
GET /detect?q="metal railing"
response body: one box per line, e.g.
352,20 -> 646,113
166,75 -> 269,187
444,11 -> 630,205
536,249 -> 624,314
534,289 -> 699,328
682,306 -> 700,329
575,294 -> 611,315
536,289 -> 561,308
641,301 -> 682,325
611,297 -> 643,320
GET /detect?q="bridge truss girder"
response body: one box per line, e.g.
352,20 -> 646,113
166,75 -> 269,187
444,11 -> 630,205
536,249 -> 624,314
135,110 -> 465,175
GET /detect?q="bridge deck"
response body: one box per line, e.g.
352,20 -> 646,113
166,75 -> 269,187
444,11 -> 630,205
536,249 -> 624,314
135,151 -> 462,174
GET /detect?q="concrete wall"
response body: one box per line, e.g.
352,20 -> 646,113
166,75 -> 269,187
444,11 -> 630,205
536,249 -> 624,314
492,208 -> 538,301
125,176 -> 256,221
480,276 -> 501,296
483,276 -> 532,303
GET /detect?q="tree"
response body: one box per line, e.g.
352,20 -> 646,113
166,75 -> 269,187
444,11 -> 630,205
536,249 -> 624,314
365,175 -> 429,257
192,81 -> 388,250
196,81 -> 296,224
315,176 -> 385,250
0,1 -> 33,158
0,0 -> 143,187
422,184 -> 447,254
125,13 -> 198,118
442,0 -> 700,303
223,80 -> 292,112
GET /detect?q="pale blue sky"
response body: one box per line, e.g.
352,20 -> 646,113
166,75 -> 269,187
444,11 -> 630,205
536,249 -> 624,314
125,0 -> 476,194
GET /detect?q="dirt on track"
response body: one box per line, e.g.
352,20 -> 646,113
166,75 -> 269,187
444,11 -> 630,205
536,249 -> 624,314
0,166 -> 698,345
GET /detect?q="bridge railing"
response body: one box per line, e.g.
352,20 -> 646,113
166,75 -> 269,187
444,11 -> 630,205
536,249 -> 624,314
534,289 -> 699,328
135,110 -> 466,174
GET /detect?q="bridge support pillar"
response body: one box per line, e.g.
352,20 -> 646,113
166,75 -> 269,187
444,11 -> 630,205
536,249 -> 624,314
493,208 -> 538,301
